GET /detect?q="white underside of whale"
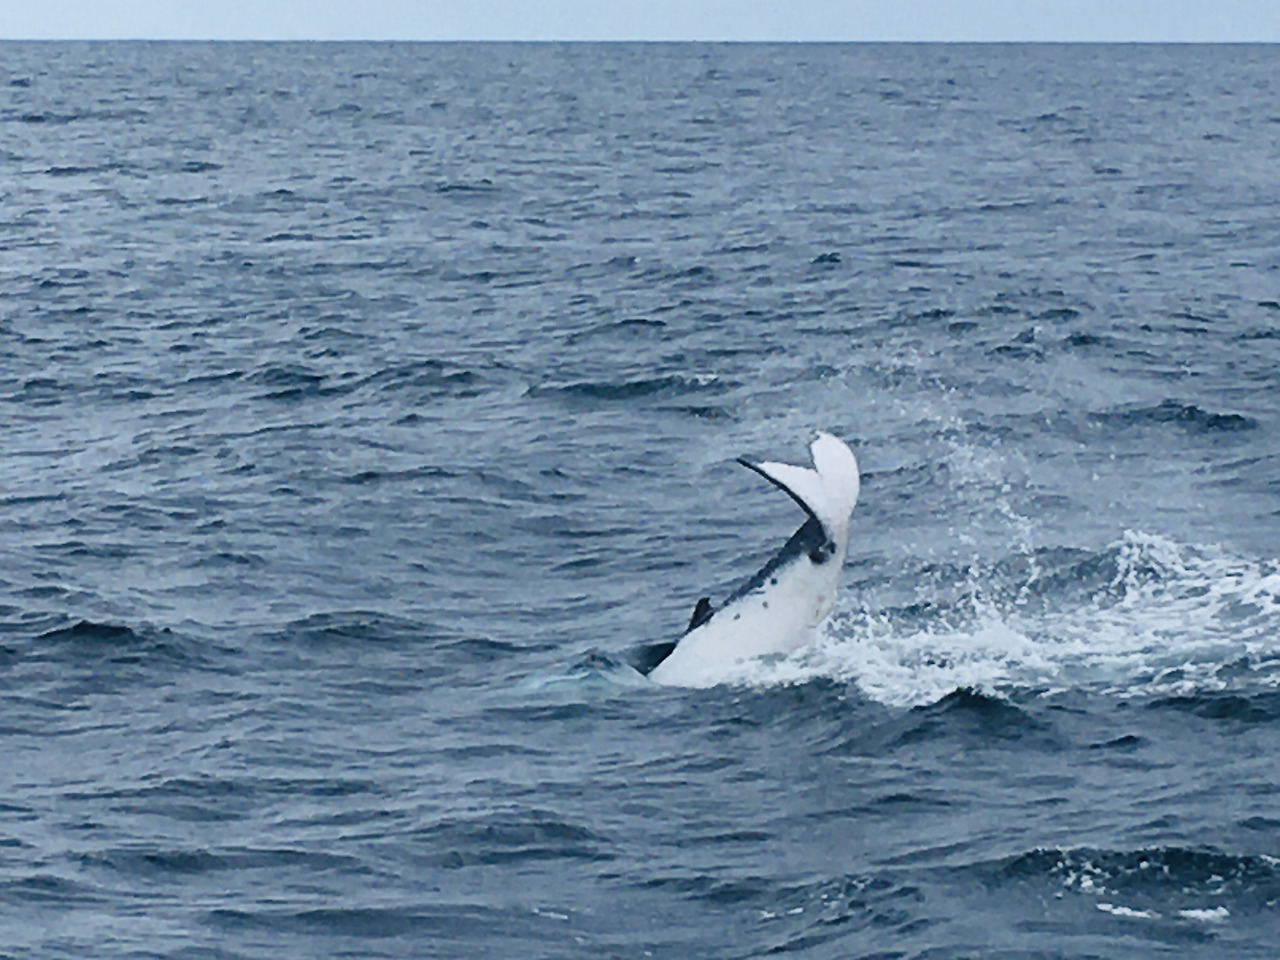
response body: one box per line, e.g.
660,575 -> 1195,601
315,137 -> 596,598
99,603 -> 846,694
647,543 -> 841,687
648,432 -> 860,688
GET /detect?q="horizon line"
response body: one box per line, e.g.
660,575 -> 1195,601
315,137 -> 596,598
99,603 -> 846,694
1,37 -> 1276,44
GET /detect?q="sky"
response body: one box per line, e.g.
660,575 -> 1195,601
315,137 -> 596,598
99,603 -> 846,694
1,0 -> 1277,42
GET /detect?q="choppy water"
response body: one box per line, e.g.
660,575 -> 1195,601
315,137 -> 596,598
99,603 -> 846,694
3,41 -> 1280,959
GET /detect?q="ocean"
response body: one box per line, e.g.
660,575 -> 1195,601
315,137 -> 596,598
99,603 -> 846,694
2,41 -> 1279,958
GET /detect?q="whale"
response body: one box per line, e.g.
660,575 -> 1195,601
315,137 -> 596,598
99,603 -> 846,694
645,432 -> 860,688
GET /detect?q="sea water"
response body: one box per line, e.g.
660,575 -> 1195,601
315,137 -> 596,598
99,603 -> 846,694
2,42 -> 1280,958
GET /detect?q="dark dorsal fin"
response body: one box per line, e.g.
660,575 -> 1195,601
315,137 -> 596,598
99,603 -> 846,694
687,596 -> 714,632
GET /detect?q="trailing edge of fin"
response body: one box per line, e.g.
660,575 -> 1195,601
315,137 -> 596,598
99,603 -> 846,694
737,457 -> 824,525
737,433 -> 859,538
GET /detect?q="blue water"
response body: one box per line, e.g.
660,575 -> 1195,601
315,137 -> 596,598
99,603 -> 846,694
3,41 -> 1280,958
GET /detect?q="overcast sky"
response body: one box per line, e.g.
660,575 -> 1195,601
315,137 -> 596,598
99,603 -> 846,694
1,0 -> 1277,42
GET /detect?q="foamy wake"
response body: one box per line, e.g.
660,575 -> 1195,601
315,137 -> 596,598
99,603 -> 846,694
721,531 -> 1280,706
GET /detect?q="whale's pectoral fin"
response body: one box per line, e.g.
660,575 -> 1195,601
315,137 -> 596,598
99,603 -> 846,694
737,457 -> 826,529
737,433 -> 860,540
687,596 -> 714,632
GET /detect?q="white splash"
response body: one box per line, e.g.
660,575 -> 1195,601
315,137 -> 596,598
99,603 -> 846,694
1177,906 -> 1231,923
1096,902 -> 1160,919
715,531 -> 1280,706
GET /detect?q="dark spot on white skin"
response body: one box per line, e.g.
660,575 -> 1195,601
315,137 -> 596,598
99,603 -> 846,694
763,601 -> 769,609
733,614 -> 740,620
770,578 -> 778,586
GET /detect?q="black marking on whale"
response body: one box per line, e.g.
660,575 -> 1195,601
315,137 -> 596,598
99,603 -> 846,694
723,516 -> 832,604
